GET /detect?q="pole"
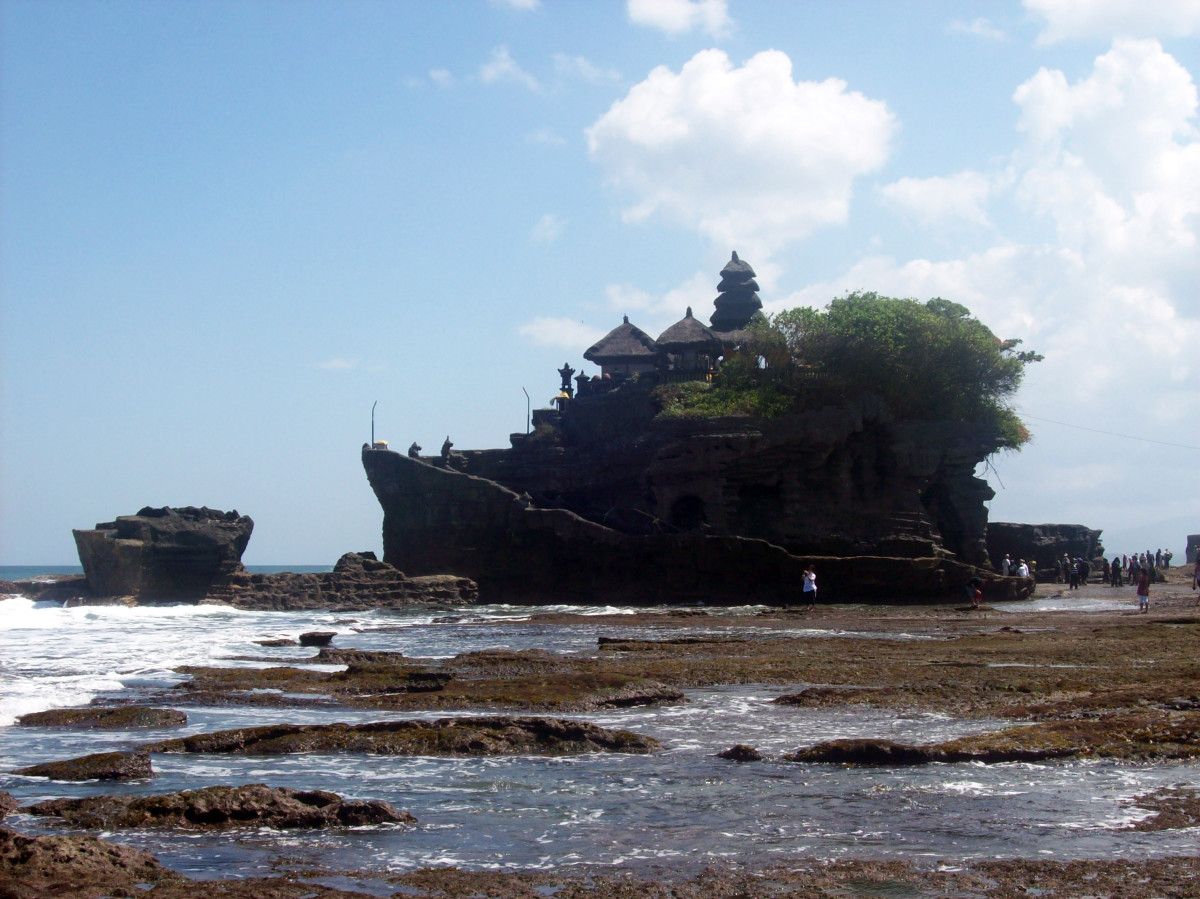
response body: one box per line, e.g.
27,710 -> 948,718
521,387 -> 530,434
371,400 -> 378,445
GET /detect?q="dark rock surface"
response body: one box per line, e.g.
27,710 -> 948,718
987,522 -> 1104,578
0,793 -> 15,821
207,552 -> 478,611
785,738 -> 1074,766
718,744 -> 762,762
23,784 -> 414,830
0,826 -> 183,896
364,448 -> 1028,604
13,750 -> 153,782
145,716 -> 660,757
299,630 -> 336,647
255,637 -> 298,647
73,506 -> 253,599
16,706 -> 187,729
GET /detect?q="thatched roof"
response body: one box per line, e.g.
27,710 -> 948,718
720,250 -> 756,281
656,307 -> 723,352
584,316 -> 662,363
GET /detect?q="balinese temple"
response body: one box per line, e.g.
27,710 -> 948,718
583,315 -> 663,378
709,251 -> 762,337
656,307 -> 722,372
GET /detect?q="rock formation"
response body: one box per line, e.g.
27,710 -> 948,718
206,551 -> 477,611
14,750 -> 153,782
16,706 -> 186,729
23,784 -> 413,830
986,522 -> 1104,578
73,506 -> 253,599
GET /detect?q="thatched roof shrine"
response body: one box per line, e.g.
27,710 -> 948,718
584,316 -> 662,365
656,307 -> 723,353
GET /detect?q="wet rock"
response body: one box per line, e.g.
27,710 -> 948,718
0,827 -> 183,896
774,685 -> 888,707
145,716 -> 660,756
299,631 -> 336,647
1123,787 -> 1200,831
17,706 -> 187,729
0,792 -> 16,820
14,750 -> 153,781
316,647 -> 411,665
785,739 -> 941,766
255,637 -> 298,647
719,744 -> 762,762
23,783 -> 415,830
598,635 -> 748,651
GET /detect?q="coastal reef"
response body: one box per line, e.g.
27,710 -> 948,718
23,784 -> 413,830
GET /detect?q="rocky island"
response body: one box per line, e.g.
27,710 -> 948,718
365,252 -> 1043,604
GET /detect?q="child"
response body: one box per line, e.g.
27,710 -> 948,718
1136,568 -> 1151,613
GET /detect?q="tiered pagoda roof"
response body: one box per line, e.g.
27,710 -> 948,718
710,251 -> 762,333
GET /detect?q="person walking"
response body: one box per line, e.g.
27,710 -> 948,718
802,566 -> 817,606
1110,555 -> 1122,588
1136,567 -> 1151,613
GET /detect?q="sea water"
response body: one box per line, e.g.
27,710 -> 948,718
1,589 -> 1197,883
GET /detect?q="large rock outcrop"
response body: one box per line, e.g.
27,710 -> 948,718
206,551 -> 477,611
986,522 -> 1104,578
73,506 -> 253,599
364,446 -> 1029,605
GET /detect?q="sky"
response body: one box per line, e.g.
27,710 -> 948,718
1,0 -> 1197,564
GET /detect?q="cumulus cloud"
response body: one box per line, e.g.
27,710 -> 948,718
880,171 -> 995,226
531,213 -> 567,243
480,46 -> 541,92
517,317 -> 606,349
587,49 -> 895,254
782,38 -> 1200,432
627,0 -> 731,37
605,270 -> 714,330
490,0 -> 540,10
428,68 -> 454,88
1025,0 -> 1200,44
948,17 -> 1007,41
553,53 -> 621,84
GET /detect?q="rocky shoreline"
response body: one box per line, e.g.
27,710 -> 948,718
3,570 -> 1198,897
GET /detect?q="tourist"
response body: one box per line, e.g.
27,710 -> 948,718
1068,557 -> 1080,590
1016,559 -> 1030,579
1110,555 -> 1121,587
1193,556 -> 1200,599
1001,554 -> 1012,576
802,566 -> 817,605
968,576 -> 983,609
1136,567 -> 1151,613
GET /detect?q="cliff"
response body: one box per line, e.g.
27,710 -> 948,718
363,442 -> 1030,604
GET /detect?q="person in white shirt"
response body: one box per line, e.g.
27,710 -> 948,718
802,566 -> 817,605
1016,560 -> 1030,578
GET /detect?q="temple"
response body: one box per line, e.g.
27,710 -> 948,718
363,252 -> 1026,604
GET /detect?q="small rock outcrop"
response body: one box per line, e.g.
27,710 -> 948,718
23,784 -> 414,830
986,522 -> 1104,579
16,706 -> 187,729
73,506 -> 253,599
207,552 -> 478,611
0,827 -> 183,895
718,744 -> 763,762
0,792 -> 16,820
299,631 -> 336,647
144,716 -> 660,757
14,750 -> 153,782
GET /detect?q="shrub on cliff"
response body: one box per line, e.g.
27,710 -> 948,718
742,293 -> 1039,448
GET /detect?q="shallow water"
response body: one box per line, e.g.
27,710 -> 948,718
1,595 -> 1197,881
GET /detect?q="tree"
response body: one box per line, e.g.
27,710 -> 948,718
744,292 -> 1040,448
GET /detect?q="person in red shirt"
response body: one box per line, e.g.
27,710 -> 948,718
1136,568 -> 1151,613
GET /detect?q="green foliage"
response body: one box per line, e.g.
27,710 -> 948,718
763,291 -> 1039,447
653,380 -> 792,420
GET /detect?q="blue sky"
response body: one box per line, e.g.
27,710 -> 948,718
2,0 -> 1197,564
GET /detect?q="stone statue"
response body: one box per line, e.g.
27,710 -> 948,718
441,436 -> 453,460
407,442 -> 422,459
558,363 -> 576,398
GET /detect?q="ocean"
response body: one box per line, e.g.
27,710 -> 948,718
1,591 -> 1196,887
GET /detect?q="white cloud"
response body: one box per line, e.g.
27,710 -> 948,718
948,17 -> 1006,41
479,46 -> 541,92
428,68 -> 454,88
526,127 -> 567,146
586,49 -> 895,254
553,53 -> 621,84
627,0 -> 731,37
1025,0 -> 1200,44
491,0 -> 540,10
517,317 -> 606,349
531,213 -> 567,243
880,171 -> 995,226
605,270 -> 714,331
317,357 -> 359,371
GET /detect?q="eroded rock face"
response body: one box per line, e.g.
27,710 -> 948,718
207,552 -> 478,611
73,506 -> 253,599
145,716 -> 661,757
0,792 -> 16,820
986,522 -> 1104,578
363,448 -> 1026,604
13,750 -> 153,782
17,706 -> 187,729
23,784 -> 414,830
